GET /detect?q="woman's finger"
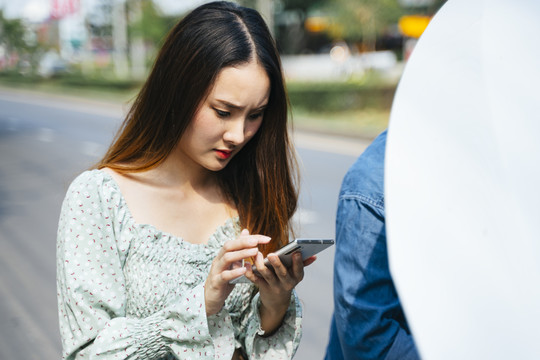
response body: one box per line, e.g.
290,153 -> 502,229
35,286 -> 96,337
218,247 -> 259,269
267,253 -> 289,279
254,251 -> 277,284
291,252 -> 305,282
219,266 -> 248,283
222,232 -> 271,253
303,255 -> 317,267
243,262 -> 261,284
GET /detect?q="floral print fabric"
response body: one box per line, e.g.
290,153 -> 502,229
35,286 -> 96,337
56,170 -> 302,359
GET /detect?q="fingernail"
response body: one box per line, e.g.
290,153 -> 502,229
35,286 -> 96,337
242,229 -> 250,235
261,236 -> 271,242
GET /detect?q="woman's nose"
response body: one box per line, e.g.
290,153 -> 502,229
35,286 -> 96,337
223,118 -> 245,145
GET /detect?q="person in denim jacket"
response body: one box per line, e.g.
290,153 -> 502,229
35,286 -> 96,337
325,130 -> 420,360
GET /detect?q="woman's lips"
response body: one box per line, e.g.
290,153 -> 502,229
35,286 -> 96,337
215,149 -> 232,159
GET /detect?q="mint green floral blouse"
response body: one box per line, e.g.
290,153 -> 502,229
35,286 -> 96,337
56,170 -> 302,359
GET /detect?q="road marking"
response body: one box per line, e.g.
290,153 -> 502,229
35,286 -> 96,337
37,127 -> 54,142
7,117 -> 19,131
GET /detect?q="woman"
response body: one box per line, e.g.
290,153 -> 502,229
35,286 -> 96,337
56,2 -> 313,359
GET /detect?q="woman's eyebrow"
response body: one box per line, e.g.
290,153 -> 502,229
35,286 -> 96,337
216,99 -> 243,110
215,99 -> 268,111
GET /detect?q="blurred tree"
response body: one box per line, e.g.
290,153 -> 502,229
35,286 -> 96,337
127,0 -> 176,77
0,10 -> 44,73
128,0 -> 176,47
273,0 -> 330,54
323,0 -> 404,52
428,0 -> 447,14
282,0 -> 327,13
86,0 -> 113,47
400,0 -> 447,15
0,10 -> 27,66
83,0 -> 175,78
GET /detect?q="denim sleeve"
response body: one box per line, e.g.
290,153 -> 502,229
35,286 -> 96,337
331,194 -> 420,360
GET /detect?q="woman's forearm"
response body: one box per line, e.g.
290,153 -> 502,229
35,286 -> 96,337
258,291 -> 291,335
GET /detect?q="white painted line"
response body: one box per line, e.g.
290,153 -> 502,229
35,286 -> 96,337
37,128 -> 54,142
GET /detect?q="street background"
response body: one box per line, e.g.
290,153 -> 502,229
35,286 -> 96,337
0,0 -> 446,358
0,86 -> 368,359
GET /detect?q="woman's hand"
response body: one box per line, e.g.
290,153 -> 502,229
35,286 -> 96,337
204,229 -> 270,316
244,249 -> 316,334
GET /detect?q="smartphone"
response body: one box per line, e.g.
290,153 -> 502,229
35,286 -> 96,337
229,238 -> 334,284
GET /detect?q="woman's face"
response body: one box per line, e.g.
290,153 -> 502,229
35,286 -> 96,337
178,60 -> 270,172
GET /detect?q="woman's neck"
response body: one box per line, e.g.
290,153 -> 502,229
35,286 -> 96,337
153,150 -> 217,191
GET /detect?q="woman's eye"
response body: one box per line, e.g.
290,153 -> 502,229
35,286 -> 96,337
248,112 -> 263,121
214,109 -> 230,118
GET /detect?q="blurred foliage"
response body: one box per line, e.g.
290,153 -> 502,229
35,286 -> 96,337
0,70 -> 391,138
0,69 -> 39,83
56,72 -> 141,90
128,0 -> 177,49
319,0 -> 403,52
86,0 -> 113,39
292,106 -> 389,139
0,10 -> 45,74
0,69 -> 140,89
281,0 -> 327,12
0,66 -> 395,113
275,0 -> 332,54
0,0 -> 448,139
424,0 -> 448,15
276,0 -> 447,54
0,10 -> 26,54
288,79 -> 396,112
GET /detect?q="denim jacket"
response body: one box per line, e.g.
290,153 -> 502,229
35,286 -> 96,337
325,130 -> 420,360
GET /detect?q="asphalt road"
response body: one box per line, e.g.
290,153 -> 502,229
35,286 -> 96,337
0,87 -> 371,359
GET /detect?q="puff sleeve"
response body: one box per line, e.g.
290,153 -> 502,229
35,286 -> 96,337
56,171 -> 233,359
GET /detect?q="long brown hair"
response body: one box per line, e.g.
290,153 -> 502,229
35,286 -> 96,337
95,1 -> 298,255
